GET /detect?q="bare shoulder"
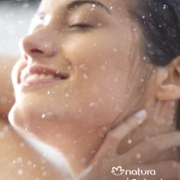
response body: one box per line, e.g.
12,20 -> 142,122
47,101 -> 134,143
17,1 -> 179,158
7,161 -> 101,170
0,116 -> 63,180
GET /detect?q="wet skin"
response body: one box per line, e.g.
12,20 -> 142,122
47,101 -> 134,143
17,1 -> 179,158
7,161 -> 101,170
9,0 -> 179,176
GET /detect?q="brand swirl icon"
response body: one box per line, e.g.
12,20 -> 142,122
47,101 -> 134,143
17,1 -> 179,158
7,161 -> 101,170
111,166 -> 125,176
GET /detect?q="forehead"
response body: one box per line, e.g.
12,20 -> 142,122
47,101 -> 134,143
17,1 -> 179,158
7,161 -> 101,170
38,0 -> 129,16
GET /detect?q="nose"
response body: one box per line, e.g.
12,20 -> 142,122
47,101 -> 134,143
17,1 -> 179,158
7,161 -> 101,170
20,28 -> 57,61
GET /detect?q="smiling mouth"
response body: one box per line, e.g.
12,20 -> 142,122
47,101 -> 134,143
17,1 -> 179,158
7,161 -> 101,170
19,66 -> 69,87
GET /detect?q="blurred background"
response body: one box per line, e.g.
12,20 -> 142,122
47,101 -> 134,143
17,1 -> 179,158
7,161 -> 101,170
0,0 -> 40,57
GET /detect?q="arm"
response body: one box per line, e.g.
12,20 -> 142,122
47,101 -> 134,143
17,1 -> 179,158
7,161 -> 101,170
0,55 -> 16,116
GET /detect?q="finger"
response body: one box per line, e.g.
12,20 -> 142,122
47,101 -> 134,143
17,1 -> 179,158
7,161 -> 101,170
94,110 -> 147,160
123,131 -> 180,164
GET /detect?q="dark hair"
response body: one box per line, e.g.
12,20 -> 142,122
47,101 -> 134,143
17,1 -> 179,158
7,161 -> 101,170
129,0 -> 180,130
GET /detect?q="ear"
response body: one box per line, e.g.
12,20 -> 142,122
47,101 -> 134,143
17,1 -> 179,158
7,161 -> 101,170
155,56 -> 180,100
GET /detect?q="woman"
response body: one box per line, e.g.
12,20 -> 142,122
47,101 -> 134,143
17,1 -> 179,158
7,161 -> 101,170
1,0 -> 180,179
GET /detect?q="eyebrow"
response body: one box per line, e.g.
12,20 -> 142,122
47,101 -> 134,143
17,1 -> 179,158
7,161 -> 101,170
66,0 -> 110,14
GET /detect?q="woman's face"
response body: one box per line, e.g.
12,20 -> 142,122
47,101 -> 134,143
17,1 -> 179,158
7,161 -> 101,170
9,0 -> 145,146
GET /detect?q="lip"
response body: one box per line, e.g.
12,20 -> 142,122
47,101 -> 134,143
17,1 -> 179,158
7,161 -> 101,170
19,65 -> 69,87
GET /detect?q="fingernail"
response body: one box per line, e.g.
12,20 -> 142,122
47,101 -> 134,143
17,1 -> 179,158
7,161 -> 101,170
135,110 -> 147,119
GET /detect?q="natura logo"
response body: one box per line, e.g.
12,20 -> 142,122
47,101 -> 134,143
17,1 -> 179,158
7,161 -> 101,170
111,166 -> 125,176
111,166 -> 156,176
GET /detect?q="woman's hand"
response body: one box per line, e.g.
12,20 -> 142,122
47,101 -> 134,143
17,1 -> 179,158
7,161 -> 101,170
77,110 -> 180,180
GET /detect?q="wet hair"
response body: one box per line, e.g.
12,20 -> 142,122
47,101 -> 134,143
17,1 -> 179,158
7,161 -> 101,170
129,0 -> 180,130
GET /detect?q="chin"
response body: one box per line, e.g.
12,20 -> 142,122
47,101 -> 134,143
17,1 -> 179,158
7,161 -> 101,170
9,104 -> 34,137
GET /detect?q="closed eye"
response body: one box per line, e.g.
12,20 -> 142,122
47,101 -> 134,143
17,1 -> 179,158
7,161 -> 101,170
70,24 -> 92,29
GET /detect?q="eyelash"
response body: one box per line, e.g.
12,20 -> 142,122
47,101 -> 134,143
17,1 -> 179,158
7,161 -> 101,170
70,24 -> 92,29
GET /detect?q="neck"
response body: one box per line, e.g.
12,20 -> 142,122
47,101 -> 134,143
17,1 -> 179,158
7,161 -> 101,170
36,124 -> 108,177
27,100 -> 178,177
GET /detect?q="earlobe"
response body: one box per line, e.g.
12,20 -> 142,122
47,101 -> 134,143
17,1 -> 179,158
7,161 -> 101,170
155,57 -> 180,100
156,84 -> 180,100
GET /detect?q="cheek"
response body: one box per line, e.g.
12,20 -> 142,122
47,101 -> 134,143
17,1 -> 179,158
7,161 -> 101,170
63,67 -> 129,127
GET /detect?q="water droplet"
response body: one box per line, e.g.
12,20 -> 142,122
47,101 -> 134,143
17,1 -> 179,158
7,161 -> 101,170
103,127 -> 107,131
43,171 -> 47,176
97,23 -> 102,27
18,169 -> 23,175
55,133 -> 61,138
42,160 -> 46,164
79,64 -> 87,70
91,86 -> 100,94
41,166 -> 45,171
13,160 -> 16,164
148,64 -> 154,70
98,98 -> 102,102
163,4 -> 168,9
136,153 -> 141,159
89,102 -> 95,107
100,65 -> 106,71
84,74 -> 88,79
23,3 -> 29,8
113,48 -> 117,52
20,142 -> 25,147
114,77 -> 118,82
47,112 -> 52,116
27,161 -> 32,166
1,97 -> 7,104
115,107 -> 123,113
170,101 -> 175,107
0,132 -> 5,138
128,139 -> 132,144
81,158 -> 86,163
3,125 -> 9,132
17,157 -> 23,164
